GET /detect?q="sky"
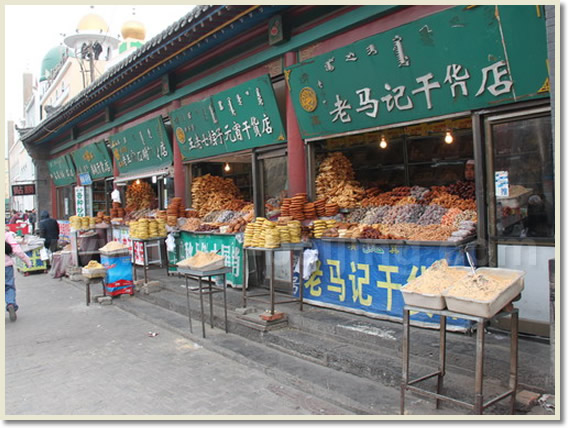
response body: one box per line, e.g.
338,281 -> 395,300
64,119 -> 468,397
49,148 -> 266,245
3,4 -> 196,125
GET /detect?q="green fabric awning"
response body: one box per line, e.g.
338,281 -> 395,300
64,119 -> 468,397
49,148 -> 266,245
48,154 -> 76,187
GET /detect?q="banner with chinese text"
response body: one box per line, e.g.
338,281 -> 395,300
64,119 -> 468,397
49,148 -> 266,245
178,231 -> 243,288
71,141 -> 113,180
48,154 -> 76,187
285,5 -> 548,139
294,240 -> 473,328
109,117 -> 173,176
169,74 -> 286,161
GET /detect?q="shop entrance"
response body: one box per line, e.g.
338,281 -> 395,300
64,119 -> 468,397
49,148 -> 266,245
484,106 -> 554,335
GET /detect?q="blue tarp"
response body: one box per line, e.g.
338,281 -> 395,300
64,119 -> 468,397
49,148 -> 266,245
293,240 -> 474,328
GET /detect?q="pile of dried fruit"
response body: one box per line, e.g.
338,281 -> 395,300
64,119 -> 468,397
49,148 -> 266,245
315,152 -> 364,208
191,174 -> 242,217
126,180 -> 155,211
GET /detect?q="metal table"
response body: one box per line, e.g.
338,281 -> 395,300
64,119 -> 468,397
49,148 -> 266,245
401,305 -> 519,415
178,266 -> 231,338
242,242 -> 311,315
131,237 -> 166,284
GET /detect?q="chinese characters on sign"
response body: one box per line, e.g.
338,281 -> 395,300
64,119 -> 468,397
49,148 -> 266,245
11,184 -> 36,196
75,186 -> 86,217
285,6 -> 548,139
327,60 -> 511,124
293,240 -> 472,328
109,117 -> 173,175
169,75 -> 286,161
48,155 -> 76,187
175,232 -> 243,288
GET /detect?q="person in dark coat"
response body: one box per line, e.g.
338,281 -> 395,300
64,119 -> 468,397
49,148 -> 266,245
28,209 -> 37,234
38,210 -> 60,252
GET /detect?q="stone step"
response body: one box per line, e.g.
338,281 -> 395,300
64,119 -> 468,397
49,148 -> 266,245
113,294 -> 469,415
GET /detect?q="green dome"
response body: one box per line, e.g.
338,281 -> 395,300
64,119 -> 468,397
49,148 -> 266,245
39,45 -> 74,82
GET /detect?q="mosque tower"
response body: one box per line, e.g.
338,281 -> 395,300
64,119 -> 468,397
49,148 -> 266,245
63,6 -> 120,87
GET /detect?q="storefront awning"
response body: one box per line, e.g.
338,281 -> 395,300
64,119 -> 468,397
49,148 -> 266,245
169,74 -> 286,162
71,141 -> 113,181
114,167 -> 171,185
284,5 -> 549,140
47,154 -> 76,187
109,117 -> 173,177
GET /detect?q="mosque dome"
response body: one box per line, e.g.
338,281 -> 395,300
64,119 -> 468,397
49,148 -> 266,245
121,19 -> 146,40
76,13 -> 109,33
39,45 -> 73,82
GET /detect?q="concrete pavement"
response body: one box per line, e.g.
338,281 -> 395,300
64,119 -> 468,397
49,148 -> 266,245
4,270 -> 352,417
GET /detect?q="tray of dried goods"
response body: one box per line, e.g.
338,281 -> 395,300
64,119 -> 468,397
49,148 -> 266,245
99,241 -> 130,256
81,261 -> 106,278
401,259 -> 471,310
177,251 -> 225,271
443,267 -> 525,318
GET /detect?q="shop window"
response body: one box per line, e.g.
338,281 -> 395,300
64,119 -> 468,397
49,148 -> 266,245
490,115 -> 554,239
56,186 -> 75,220
312,118 -> 473,191
260,154 -> 288,217
91,180 -> 108,215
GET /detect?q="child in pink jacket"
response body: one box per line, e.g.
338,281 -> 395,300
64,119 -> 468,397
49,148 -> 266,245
5,230 -> 31,321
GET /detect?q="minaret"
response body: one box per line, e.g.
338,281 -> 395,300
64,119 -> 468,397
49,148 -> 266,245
63,6 -> 120,88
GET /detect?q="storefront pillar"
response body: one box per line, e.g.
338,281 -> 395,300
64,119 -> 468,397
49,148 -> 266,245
284,51 -> 306,196
51,180 -> 57,219
171,100 -> 186,206
112,155 -> 119,189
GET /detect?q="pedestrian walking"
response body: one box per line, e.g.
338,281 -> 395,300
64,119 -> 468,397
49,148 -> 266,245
5,230 -> 31,321
28,209 -> 37,234
38,210 -> 60,253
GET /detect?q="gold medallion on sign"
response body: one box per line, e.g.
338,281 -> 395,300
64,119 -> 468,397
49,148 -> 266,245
299,87 -> 317,112
175,127 -> 186,143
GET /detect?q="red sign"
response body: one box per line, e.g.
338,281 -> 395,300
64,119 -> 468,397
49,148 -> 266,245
12,184 -> 36,196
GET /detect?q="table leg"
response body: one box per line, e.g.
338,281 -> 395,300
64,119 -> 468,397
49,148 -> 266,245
401,308 -> 410,415
199,276 -> 206,338
242,249 -> 247,308
185,276 -> 193,333
509,310 -> 519,415
474,320 -> 486,414
270,250 -> 275,315
223,274 -> 228,333
209,276 -> 214,329
143,242 -> 148,285
86,281 -> 90,306
299,249 -> 304,311
102,278 -> 106,297
437,314 -> 447,409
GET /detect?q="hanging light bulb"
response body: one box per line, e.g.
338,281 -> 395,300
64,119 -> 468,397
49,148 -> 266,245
379,135 -> 388,149
136,179 -> 141,185
224,162 -> 231,172
444,130 -> 454,144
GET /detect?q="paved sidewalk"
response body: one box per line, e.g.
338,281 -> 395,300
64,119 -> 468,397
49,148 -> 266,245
4,271 -> 351,417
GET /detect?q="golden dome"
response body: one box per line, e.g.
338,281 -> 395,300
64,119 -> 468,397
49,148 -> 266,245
77,13 -> 109,33
121,19 -> 146,40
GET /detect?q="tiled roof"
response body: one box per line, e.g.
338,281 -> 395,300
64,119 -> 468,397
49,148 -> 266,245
23,5 -> 277,145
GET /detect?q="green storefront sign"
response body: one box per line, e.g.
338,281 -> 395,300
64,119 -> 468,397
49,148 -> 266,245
285,5 -> 549,139
109,117 -> 173,175
169,231 -> 243,288
169,74 -> 286,161
71,141 -> 113,180
48,154 -> 76,186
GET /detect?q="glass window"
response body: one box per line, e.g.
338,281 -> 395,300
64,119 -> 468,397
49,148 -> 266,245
91,180 -> 108,215
56,186 -> 75,220
491,115 -> 554,239
312,117 -> 473,191
261,154 -> 288,217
